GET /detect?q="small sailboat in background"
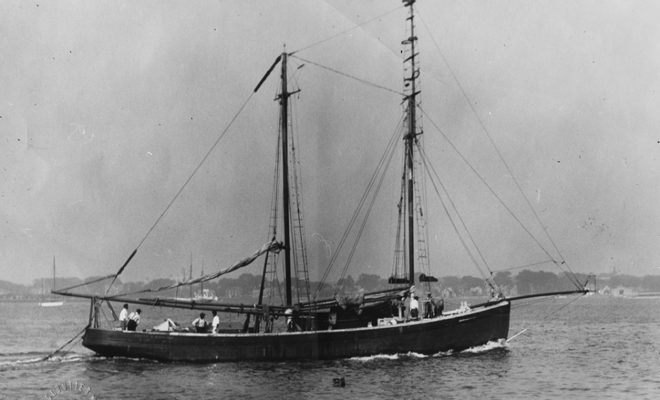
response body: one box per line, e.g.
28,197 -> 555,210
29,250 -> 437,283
193,262 -> 218,302
39,257 -> 64,307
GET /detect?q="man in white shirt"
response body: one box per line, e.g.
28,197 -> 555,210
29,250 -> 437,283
410,296 -> 419,319
192,312 -> 208,333
211,310 -> 220,333
119,304 -> 129,330
127,309 -> 141,331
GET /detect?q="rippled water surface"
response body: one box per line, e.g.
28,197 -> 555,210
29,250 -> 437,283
1,296 -> 659,399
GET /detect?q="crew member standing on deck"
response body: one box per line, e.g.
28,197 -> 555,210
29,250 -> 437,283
285,309 -> 295,332
211,310 -> 220,333
127,309 -> 141,331
119,304 -> 129,330
410,296 -> 419,319
435,297 -> 444,316
424,293 -> 434,318
193,312 -> 208,333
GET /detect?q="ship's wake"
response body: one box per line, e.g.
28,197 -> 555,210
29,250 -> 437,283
349,351 -> 428,362
348,340 -> 508,362
457,339 -> 509,355
0,351 -> 97,370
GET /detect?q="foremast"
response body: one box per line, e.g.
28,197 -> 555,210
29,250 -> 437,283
279,50 -> 293,306
274,49 -> 307,308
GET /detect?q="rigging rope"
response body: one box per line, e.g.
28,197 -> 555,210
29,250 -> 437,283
415,142 -> 492,282
415,145 -> 495,286
419,106 -> 580,287
289,95 -> 312,304
263,111 -> 283,306
40,324 -> 89,362
290,55 -> 403,96
108,240 -> 282,298
291,4 -> 403,55
105,91 -> 257,294
417,14 -> 582,290
413,138 -> 434,290
391,148 -> 407,279
539,292 -> 585,321
338,123 -> 400,284
508,293 -> 586,343
496,259 -> 557,272
53,274 -> 115,294
314,115 -> 404,298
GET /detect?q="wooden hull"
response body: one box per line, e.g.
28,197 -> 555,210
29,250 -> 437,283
82,301 -> 510,362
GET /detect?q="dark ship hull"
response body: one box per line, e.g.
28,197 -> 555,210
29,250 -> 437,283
83,301 -> 510,362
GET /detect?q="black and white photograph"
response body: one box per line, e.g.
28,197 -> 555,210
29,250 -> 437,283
1,1 -> 659,398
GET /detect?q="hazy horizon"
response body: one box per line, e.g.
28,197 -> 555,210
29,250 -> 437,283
2,1 -> 659,285
4,268 -> 659,288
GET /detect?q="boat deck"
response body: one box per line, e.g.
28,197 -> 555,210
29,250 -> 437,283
83,301 -> 510,362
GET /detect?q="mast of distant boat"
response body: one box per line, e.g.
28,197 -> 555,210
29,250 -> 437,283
189,253 -> 193,299
42,256 -> 64,307
52,256 -> 56,291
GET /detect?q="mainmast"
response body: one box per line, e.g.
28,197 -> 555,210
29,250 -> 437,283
279,50 -> 293,306
403,0 -> 419,285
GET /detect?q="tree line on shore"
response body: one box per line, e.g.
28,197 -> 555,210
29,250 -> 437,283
4,270 -> 660,300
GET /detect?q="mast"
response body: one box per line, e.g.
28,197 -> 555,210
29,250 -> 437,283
52,256 -> 56,290
279,50 -> 293,306
200,262 -> 204,295
404,0 -> 419,285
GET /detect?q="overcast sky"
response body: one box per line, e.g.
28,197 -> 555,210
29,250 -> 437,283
1,0 -> 659,285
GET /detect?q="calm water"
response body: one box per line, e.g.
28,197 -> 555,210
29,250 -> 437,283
1,296 -> 659,399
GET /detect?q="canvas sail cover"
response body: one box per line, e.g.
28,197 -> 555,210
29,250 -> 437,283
109,239 -> 283,298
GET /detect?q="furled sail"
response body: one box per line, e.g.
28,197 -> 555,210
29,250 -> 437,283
107,239 -> 283,298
